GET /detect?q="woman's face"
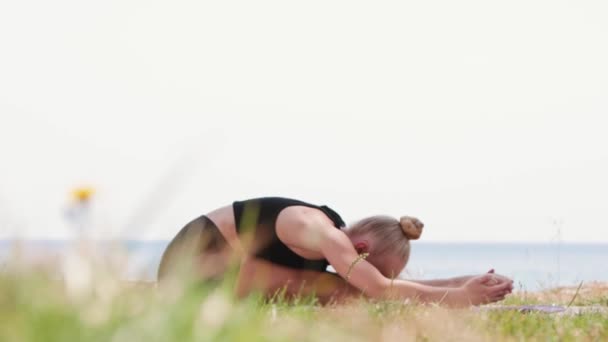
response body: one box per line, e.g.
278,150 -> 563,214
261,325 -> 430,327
347,232 -> 409,278
367,253 -> 408,279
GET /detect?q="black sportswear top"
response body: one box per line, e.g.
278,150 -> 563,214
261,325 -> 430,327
232,197 -> 345,272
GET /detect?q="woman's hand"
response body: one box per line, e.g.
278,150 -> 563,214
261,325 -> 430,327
486,269 -> 514,292
456,274 -> 514,306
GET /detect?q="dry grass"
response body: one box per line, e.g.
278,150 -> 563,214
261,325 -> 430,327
1,250 -> 607,342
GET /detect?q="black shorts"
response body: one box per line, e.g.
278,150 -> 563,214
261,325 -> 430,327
157,215 -> 228,281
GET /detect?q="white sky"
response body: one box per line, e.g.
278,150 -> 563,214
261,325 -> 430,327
1,0 -> 607,242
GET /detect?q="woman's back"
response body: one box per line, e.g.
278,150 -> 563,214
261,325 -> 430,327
232,197 -> 345,272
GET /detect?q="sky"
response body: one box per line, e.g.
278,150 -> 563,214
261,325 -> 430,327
0,0 -> 607,242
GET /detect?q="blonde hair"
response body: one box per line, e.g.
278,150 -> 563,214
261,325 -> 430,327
346,215 -> 423,260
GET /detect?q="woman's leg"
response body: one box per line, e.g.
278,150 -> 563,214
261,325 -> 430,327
235,258 -> 361,303
157,215 -> 229,282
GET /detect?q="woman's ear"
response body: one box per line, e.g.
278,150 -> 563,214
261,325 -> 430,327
354,241 -> 369,254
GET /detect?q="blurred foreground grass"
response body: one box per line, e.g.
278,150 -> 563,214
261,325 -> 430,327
1,252 -> 607,341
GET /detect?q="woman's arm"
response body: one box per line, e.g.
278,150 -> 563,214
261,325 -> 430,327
409,276 -> 473,288
318,226 -> 511,307
276,207 -> 511,307
409,271 -> 512,288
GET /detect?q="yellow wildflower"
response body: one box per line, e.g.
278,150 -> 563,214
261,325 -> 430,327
71,186 -> 95,203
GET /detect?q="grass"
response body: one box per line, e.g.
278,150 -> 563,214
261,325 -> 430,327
1,251 -> 607,341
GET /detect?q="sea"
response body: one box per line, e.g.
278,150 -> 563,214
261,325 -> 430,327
1,240 -> 607,291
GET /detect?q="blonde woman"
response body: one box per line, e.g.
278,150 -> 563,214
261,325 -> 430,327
158,197 -> 513,307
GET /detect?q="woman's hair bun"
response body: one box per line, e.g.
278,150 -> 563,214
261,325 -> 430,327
399,216 -> 423,240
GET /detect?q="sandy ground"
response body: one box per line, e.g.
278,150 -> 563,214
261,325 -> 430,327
482,282 -> 608,315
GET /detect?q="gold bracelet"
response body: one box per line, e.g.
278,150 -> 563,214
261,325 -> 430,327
345,253 -> 369,281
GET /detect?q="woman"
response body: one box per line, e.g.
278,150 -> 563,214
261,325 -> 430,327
158,197 -> 513,307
